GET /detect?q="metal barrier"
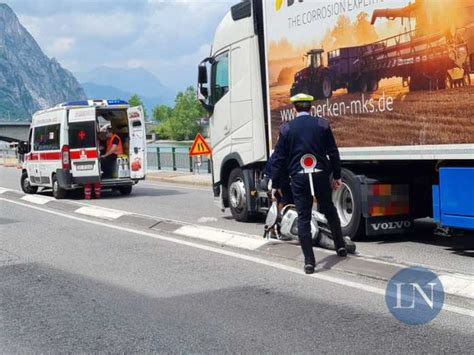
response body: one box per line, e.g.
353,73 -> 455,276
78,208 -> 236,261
0,145 -> 211,173
0,147 -> 18,166
147,146 -> 211,173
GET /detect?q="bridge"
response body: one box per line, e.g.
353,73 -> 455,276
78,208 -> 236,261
0,121 -> 31,142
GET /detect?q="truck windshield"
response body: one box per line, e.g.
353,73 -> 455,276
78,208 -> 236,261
69,121 -> 97,149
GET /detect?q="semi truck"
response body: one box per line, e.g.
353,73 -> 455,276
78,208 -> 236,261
197,0 -> 474,240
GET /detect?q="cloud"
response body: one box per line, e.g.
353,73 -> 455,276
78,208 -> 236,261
47,37 -> 75,56
8,0 -> 235,91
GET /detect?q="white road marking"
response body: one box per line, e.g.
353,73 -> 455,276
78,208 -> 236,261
75,206 -> 128,220
0,187 -> 12,194
197,216 -> 218,223
2,186 -> 473,280
21,194 -> 54,205
1,197 -> 472,318
439,274 -> 474,299
175,225 -> 267,250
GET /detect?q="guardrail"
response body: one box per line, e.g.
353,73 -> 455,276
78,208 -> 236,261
0,147 -> 18,166
146,146 -> 211,174
0,145 -> 211,173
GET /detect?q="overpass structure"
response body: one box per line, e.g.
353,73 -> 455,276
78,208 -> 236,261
0,121 -> 30,142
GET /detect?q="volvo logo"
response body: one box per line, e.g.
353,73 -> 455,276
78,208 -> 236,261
371,220 -> 412,231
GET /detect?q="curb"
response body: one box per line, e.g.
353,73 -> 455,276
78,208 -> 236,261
146,174 -> 212,187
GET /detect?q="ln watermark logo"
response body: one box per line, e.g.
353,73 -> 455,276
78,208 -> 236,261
385,267 -> 444,325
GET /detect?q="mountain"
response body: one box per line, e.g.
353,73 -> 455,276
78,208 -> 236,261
0,3 -> 86,120
81,82 -> 132,101
76,66 -> 175,106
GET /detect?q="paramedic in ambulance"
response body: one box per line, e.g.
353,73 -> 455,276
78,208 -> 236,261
101,126 -> 123,178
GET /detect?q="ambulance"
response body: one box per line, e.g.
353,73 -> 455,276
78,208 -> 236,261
19,99 -> 147,199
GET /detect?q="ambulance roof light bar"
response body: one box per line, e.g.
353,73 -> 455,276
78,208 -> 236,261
58,99 -> 129,108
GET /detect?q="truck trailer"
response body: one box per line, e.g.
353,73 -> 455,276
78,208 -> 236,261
197,0 -> 474,240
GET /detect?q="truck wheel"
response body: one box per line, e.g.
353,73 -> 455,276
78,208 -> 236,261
228,167 -> 249,221
316,74 -> 332,99
52,175 -> 67,199
119,185 -> 133,195
21,171 -> 38,194
332,169 -> 364,241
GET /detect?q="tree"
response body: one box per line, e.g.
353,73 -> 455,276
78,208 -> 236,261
154,86 -> 206,141
152,104 -> 173,123
128,94 -> 147,119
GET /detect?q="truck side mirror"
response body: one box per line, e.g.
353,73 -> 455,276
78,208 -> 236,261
198,63 -> 208,84
200,87 -> 208,98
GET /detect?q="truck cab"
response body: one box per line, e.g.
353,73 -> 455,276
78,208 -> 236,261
198,0 -> 268,220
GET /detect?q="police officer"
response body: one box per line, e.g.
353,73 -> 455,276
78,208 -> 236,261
271,93 -> 347,274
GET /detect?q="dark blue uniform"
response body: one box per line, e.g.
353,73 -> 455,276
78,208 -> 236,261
265,151 -> 293,205
271,113 -> 345,266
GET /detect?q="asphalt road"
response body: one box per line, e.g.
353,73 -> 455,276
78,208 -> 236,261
1,198 -> 473,353
1,167 -> 473,276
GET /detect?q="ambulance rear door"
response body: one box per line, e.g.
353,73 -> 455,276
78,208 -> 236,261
127,106 -> 147,179
68,107 -> 100,180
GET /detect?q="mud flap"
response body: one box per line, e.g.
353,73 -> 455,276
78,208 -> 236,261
365,215 -> 414,236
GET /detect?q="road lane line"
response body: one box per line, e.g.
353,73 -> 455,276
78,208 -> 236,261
2,185 -> 473,279
175,225 -> 268,250
21,194 -> 54,205
0,187 -> 12,194
75,206 -> 128,220
439,274 -> 474,300
1,197 -> 472,318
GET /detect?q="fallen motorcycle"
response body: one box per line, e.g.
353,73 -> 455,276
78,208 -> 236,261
263,202 -> 357,254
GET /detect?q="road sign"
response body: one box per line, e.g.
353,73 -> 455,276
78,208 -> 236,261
189,133 -> 212,156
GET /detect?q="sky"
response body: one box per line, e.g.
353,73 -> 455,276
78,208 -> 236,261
5,0 -> 235,91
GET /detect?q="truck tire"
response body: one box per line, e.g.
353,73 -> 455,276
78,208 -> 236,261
52,174 -> 67,199
119,185 -> 133,195
332,169 -> 364,241
21,171 -> 38,194
316,74 -> 332,99
228,167 -> 250,221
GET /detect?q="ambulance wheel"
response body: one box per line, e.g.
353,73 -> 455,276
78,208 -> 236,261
21,171 -> 38,194
332,169 -> 365,241
119,185 -> 132,195
52,175 -> 67,199
228,168 -> 249,222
